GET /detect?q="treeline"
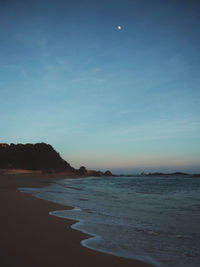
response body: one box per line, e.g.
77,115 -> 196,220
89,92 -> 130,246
0,143 -> 75,172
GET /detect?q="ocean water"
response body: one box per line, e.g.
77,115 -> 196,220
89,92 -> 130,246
19,175 -> 200,267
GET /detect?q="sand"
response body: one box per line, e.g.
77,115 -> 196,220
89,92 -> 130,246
0,171 -> 154,267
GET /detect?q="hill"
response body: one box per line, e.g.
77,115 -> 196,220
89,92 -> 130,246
0,143 -> 75,173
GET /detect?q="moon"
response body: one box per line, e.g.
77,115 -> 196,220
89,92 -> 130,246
117,26 -> 121,30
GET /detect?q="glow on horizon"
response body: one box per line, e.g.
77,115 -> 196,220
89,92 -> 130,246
64,151 -> 200,174
62,137 -> 200,173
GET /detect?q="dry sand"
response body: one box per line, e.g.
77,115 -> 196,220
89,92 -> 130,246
0,171 -> 154,267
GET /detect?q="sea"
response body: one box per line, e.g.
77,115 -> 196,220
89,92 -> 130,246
19,175 -> 200,267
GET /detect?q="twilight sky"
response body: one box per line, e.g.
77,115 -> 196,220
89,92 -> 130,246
0,0 -> 200,173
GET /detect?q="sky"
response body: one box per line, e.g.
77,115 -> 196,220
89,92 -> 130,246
0,0 -> 200,174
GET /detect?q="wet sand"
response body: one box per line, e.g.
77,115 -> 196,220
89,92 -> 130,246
0,172 -> 154,267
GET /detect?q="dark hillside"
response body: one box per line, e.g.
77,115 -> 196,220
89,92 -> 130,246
0,143 -> 75,173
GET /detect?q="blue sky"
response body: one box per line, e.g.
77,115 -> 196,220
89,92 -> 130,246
0,0 -> 200,173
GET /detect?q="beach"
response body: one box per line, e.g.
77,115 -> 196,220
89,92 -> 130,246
0,171 -> 153,267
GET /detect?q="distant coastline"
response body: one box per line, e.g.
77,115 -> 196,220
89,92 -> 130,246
141,171 -> 189,176
118,172 -> 200,178
142,172 -> 200,178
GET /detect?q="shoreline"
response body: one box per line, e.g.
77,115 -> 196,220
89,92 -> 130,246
0,172 -> 154,267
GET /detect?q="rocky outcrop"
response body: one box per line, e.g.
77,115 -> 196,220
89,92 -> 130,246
88,170 -> 113,177
104,170 -> 113,176
77,166 -> 88,175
